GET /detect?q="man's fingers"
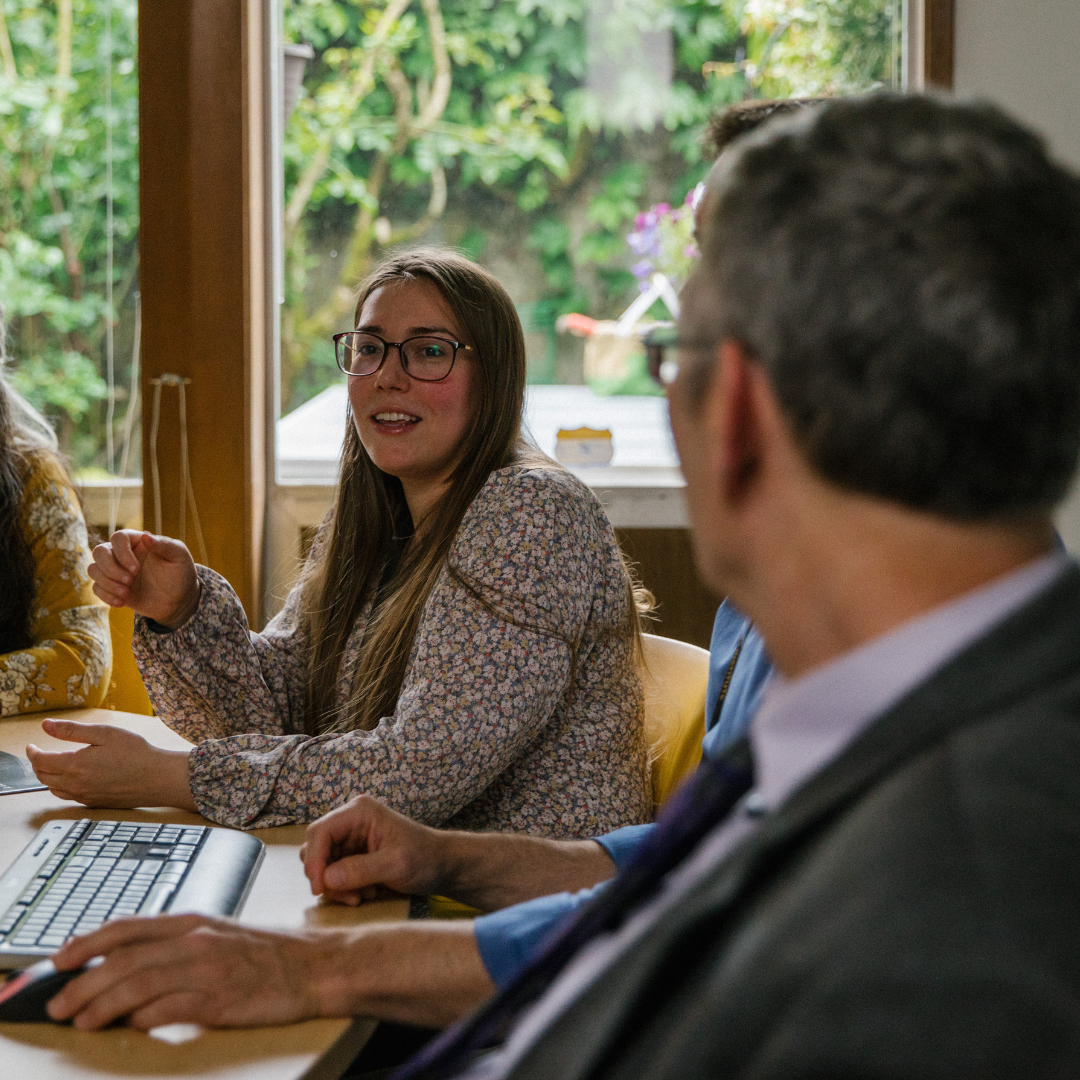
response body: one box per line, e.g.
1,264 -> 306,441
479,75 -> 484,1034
54,914 -> 210,971
301,827 -> 337,894
59,958 -> 187,1030
321,848 -> 403,893
124,990 -> 213,1032
50,918 -> 218,1026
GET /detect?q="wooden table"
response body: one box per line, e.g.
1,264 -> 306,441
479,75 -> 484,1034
0,708 -> 409,1080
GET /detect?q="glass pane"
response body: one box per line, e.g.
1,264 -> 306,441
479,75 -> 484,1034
0,0 -> 140,529
276,0 -> 898,482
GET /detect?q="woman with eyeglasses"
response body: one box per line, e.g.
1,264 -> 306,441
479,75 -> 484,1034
30,249 -> 652,838
0,311 -> 111,718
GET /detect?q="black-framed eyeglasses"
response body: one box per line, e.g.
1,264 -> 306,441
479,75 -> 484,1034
642,325 -> 716,386
333,332 -> 473,382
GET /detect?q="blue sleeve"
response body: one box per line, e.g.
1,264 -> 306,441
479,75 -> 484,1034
593,823 -> 655,871
702,600 -> 773,760
476,605 -> 775,989
474,882 -> 609,988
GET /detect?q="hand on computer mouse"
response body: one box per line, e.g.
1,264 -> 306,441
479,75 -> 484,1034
0,959 -> 88,1024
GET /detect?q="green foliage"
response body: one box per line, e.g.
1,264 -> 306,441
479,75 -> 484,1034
9,349 -> 107,420
282,0 -> 897,407
0,0 -> 139,466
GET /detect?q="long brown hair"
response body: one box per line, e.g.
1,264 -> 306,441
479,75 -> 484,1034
299,248 -> 559,733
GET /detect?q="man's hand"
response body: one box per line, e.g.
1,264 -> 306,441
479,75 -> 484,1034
89,529 -> 201,629
301,794 -> 619,913
48,915 -> 324,1030
48,913 -> 494,1031
26,719 -> 196,811
301,795 -> 451,905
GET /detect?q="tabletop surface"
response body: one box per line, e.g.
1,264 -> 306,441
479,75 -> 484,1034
0,707 -> 409,1080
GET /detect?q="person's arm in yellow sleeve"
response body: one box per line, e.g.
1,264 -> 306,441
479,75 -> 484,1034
0,455 -> 112,717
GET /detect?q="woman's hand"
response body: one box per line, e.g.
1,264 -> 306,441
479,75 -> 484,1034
88,529 -> 201,629
26,719 -> 197,811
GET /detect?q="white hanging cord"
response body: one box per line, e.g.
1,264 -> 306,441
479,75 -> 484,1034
149,377 -> 163,535
116,292 -> 140,480
175,379 -> 208,564
104,0 -> 117,526
107,291 -> 141,534
148,374 -> 208,565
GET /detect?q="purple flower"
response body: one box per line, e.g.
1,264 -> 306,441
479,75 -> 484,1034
655,202 -> 671,217
631,259 -> 653,282
627,229 -> 660,258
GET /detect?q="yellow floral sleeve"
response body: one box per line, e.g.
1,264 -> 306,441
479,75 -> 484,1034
0,456 -> 112,717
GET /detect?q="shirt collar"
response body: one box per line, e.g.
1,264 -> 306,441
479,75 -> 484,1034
750,549 -> 1072,810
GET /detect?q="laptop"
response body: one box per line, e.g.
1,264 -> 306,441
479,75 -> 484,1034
0,818 -> 264,968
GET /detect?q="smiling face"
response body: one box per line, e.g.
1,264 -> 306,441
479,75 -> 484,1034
348,278 -> 480,519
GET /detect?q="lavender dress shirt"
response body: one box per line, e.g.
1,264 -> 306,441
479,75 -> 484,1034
459,548 -> 1072,1080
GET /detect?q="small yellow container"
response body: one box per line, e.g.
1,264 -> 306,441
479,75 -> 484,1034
555,426 -> 614,466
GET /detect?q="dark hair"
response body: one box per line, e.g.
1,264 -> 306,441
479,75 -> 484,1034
0,384 -> 36,653
0,307 -> 62,653
704,98 -> 826,159
691,94 -> 1080,519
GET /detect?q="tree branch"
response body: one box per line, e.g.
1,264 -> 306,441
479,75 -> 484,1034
0,3 -> 17,82
389,161 -> 446,243
56,0 -> 72,85
416,0 -> 451,129
41,170 -> 82,299
283,0 -> 414,236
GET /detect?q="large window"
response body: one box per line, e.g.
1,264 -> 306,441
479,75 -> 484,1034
278,0 -> 899,413
0,0 -> 139,514
270,0 -> 903,633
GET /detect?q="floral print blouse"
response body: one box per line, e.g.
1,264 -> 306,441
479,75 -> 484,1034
134,465 -> 652,837
0,454 -> 112,717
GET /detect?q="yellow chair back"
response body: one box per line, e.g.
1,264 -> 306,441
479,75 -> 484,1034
641,632 -> 710,811
428,632 -> 712,920
102,606 -> 154,715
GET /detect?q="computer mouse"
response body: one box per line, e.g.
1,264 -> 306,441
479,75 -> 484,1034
0,959 -> 85,1023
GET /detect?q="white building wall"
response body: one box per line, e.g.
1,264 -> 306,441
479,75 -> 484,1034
952,0 -> 1080,552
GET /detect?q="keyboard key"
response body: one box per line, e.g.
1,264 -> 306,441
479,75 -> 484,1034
38,934 -> 68,947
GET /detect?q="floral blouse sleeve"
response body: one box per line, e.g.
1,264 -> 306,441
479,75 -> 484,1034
0,456 -> 112,717
174,469 -> 635,831
131,559 -> 316,741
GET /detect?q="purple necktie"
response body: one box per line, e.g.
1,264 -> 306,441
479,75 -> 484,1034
393,736 -> 754,1080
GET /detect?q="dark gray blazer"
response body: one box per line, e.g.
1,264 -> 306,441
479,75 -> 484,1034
506,565 -> 1080,1080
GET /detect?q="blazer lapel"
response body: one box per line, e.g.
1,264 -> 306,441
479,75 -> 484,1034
512,564 -> 1080,1080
